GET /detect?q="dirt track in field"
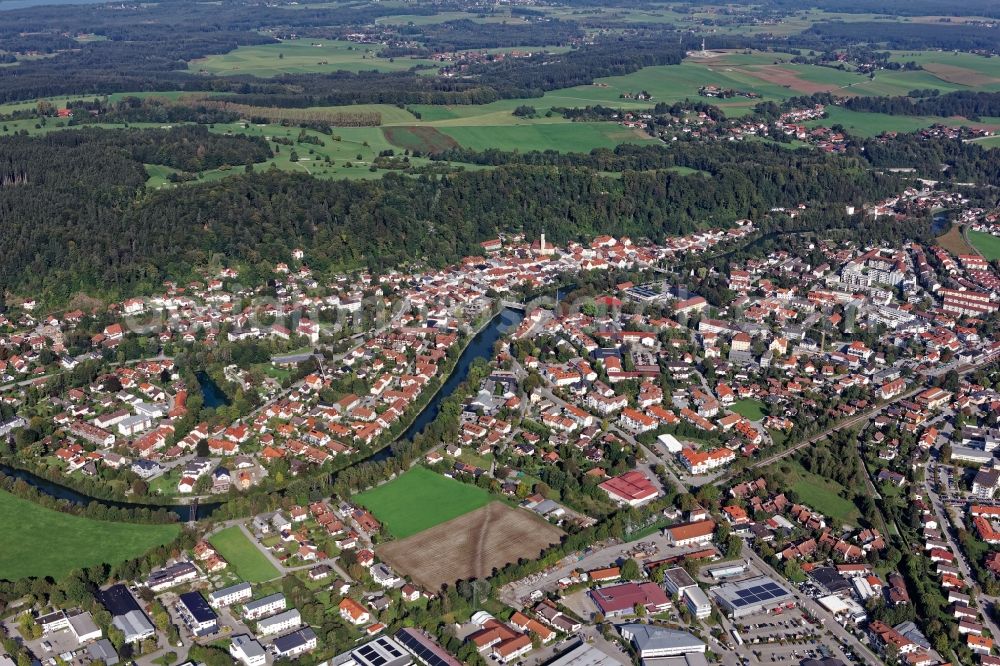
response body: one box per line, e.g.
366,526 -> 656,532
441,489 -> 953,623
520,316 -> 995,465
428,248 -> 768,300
377,502 -> 564,591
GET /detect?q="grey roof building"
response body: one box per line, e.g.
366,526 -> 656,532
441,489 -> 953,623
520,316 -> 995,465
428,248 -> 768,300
618,624 -> 706,662
112,610 -> 155,643
543,640 -> 628,666
87,639 -> 120,666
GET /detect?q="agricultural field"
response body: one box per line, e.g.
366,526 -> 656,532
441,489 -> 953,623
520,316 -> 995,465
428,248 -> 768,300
731,399 -> 766,421
0,490 -> 179,580
191,39 -> 437,77
377,502 -> 564,590
383,126 -> 460,153
967,230 -> 1000,261
888,51 -> 1000,87
356,466 -> 495,539
439,122 -> 655,152
936,224 -> 975,256
208,525 -> 280,583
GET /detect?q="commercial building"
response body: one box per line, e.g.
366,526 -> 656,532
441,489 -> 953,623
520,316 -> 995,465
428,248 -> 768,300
112,610 -> 155,643
67,612 -> 102,644
683,587 -> 712,619
589,582 -> 671,617
662,567 -> 698,598
330,634 -> 411,666
243,593 -> 286,620
230,634 -> 267,666
208,582 -> 253,608
599,471 -> 659,506
663,519 -> 716,547
711,576 -> 794,618
257,608 -> 301,636
618,624 -> 706,664
177,592 -> 218,637
394,628 -> 463,666
272,627 -> 318,659
543,640 -> 628,666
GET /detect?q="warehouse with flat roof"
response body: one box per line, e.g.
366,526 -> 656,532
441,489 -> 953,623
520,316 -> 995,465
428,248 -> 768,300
711,575 -> 794,618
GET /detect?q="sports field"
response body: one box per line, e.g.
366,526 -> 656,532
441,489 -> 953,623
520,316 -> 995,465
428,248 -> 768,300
731,399 -> 766,421
356,466 -> 494,539
377,502 -> 564,590
208,525 -> 280,582
968,230 -> 1000,261
0,490 -> 179,580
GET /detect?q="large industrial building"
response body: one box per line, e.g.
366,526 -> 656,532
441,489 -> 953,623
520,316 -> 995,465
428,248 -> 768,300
710,575 -> 795,618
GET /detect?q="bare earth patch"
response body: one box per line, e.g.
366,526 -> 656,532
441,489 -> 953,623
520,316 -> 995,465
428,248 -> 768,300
377,502 -> 564,591
382,125 -> 460,154
739,66 -> 844,95
936,223 -> 974,256
922,63 -> 1000,87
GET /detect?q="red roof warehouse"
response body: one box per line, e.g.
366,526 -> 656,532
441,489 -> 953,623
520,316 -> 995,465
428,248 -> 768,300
589,582 -> 671,617
599,471 -> 659,506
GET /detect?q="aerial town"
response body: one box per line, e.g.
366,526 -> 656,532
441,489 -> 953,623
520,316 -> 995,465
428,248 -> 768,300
5,0 -> 1000,664
1,171 -> 1000,666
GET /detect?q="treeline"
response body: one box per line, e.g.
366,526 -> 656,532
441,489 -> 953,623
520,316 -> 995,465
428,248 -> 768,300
0,0 -> 439,103
211,35 -> 687,108
394,17 -> 583,51
783,90 -> 1000,121
0,472 -> 179,524
0,131 -> 911,298
843,91 -> 1000,121
806,20 -> 1000,52
761,0 -> 1000,18
863,135 -> 1000,185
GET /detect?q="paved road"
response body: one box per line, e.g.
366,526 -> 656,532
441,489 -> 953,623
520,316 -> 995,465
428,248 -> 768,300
499,531 -> 682,609
923,467 -> 1000,640
742,544 -> 883,666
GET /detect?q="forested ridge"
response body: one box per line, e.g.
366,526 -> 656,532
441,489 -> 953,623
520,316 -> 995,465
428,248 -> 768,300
0,128 -> 916,301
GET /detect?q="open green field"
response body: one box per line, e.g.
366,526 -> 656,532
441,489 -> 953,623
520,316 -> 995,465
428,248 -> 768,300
192,39 -> 437,77
356,466 -> 494,539
781,460 -> 861,525
440,122 -> 655,152
968,230 -> 1000,261
208,526 -> 280,582
0,490 -> 179,580
730,399 -> 766,421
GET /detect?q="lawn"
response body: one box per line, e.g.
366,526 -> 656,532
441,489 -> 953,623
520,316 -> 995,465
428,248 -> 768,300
0,490 -> 179,580
730,399 -> 766,421
356,466 -> 494,538
781,460 -> 861,526
208,526 -> 280,583
968,230 -> 1000,261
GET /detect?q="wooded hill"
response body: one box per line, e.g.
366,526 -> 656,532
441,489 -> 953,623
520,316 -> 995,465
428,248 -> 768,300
0,128 -> 917,301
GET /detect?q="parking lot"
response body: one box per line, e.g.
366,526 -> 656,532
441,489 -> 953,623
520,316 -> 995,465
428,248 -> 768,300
745,640 -> 849,665
735,608 -> 817,643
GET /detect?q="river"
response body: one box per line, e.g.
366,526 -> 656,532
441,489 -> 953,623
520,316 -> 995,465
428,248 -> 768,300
2,301 -> 537,517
